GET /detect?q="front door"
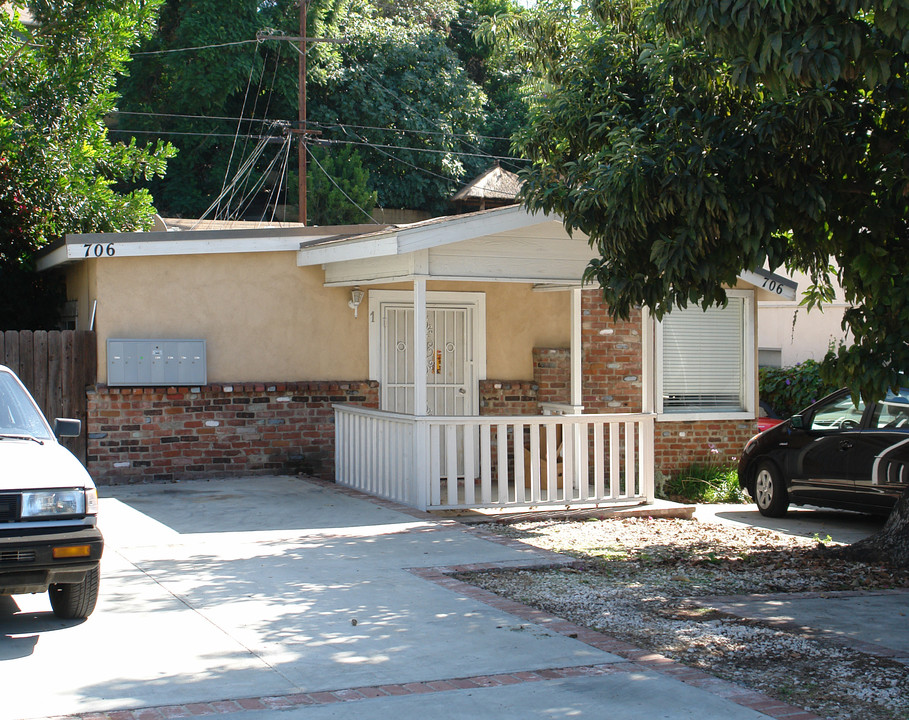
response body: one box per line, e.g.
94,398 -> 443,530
380,304 -> 477,416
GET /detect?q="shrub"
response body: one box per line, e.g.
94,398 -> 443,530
759,360 -> 839,419
658,463 -> 747,504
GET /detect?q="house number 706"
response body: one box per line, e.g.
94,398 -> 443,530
761,277 -> 785,294
83,243 -> 116,257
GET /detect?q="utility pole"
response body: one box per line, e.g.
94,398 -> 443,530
256,19 -> 343,225
298,0 -> 308,225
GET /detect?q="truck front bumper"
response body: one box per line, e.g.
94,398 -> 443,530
0,526 -> 104,594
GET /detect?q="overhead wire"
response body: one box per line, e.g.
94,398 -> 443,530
306,145 -> 380,225
132,39 -> 260,55
222,41 -> 274,220
216,40 -> 262,221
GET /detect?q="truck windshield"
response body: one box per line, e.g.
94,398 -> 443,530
0,372 -> 54,441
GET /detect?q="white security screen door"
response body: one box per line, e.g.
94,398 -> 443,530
381,304 -> 476,416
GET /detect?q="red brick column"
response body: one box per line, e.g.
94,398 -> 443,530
86,381 -> 378,484
581,292 -> 643,413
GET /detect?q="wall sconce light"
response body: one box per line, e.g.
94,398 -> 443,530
348,286 -> 365,318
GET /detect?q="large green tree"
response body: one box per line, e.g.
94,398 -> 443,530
515,0 -> 908,404
118,0 -> 497,219
0,0 -> 174,328
512,0 -> 909,562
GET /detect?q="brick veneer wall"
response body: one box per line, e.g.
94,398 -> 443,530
654,419 -> 758,475
87,382 -> 378,484
581,295 -> 643,413
532,348 -> 570,405
479,380 -> 539,416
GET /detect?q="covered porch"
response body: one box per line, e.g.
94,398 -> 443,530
297,205 -> 794,513
296,205 -> 657,512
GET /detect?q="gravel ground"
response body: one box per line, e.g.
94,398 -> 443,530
459,514 -> 909,720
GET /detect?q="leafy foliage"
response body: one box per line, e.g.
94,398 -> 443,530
759,360 -> 841,419
118,0 -> 500,218
514,0 -> 909,404
307,145 -> 377,225
314,6 -> 487,212
0,0 -> 174,328
658,462 -> 746,504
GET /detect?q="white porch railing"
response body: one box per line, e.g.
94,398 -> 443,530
334,404 -> 656,512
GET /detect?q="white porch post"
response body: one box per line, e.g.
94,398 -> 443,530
412,278 -> 430,510
641,307 -> 656,502
570,288 -> 582,409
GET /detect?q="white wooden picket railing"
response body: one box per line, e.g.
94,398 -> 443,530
334,404 -> 655,512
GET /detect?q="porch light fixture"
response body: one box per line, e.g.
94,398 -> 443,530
348,286 -> 365,318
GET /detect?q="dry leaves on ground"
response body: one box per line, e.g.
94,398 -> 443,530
460,516 -> 909,720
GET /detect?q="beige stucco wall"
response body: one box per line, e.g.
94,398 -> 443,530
757,269 -> 851,367
64,254 -> 570,384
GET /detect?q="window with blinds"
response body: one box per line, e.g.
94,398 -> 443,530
660,298 -> 746,412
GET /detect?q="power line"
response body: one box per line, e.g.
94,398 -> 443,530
318,136 -> 528,162
132,39 -> 260,56
306,145 -> 379,224
110,111 -> 514,143
108,127 -> 530,163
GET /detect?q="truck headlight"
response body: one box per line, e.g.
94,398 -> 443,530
21,490 -> 86,518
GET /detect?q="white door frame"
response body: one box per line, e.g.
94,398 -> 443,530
368,288 -> 487,416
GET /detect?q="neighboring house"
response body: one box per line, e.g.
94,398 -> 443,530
37,205 -> 795,512
450,165 -> 523,213
758,268 -> 851,368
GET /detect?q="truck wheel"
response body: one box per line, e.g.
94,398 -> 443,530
754,461 -> 789,518
49,566 -> 100,619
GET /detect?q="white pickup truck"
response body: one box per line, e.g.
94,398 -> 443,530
0,365 -> 103,619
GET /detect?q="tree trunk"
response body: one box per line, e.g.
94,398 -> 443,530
834,485 -> 909,566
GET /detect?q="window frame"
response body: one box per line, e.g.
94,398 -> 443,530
654,289 -> 755,421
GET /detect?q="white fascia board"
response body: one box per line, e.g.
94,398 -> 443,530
35,244 -> 69,272
396,206 -> 555,254
738,268 -> 798,300
296,234 -> 399,266
40,232 -> 333,270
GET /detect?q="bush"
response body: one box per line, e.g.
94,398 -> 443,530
658,464 -> 747,504
759,360 -> 840,419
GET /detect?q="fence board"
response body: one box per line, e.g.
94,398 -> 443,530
0,330 -> 95,464
33,331 -> 48,410
5,330 -> 19,373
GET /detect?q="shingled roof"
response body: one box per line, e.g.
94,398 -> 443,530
450,165 -> 523,211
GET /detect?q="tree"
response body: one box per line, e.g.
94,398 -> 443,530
313,5 -> 487,212
118,0 -> 491,218
307,145 -> 377,224
0,0 -> 174,328
511,0 -> 909,563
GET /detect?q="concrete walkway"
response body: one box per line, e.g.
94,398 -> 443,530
2,477 -> 824,720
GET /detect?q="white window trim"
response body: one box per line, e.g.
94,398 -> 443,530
367,289 -> 487,383
654,290 -> 755,422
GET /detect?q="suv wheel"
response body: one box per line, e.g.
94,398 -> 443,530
754,461 -> 789,517
49,566 -> 100,619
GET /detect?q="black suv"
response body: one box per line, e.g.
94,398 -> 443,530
739,388 -> 909,517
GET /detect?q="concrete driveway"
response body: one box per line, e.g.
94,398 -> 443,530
2,477 -> 822,720
695,502 -> 887,544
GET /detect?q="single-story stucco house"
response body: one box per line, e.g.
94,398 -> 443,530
37,205 -> 796,512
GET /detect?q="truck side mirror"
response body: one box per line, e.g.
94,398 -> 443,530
54,418 -> 82,438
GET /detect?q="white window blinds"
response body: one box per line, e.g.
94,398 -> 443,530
660,298 -> 745,411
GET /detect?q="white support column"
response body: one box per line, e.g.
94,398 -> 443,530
413,278 -> 428,416
570,288 -> 583,410
641,306 -> 655,414
411,278 -> 429,510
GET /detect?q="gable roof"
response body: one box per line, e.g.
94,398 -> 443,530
450,165 -> 522,204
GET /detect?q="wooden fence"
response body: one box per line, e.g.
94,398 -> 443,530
0,330 -> 97,463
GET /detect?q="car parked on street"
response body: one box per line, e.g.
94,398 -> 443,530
739,387 -> 909,517
0,365 -> 103,618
